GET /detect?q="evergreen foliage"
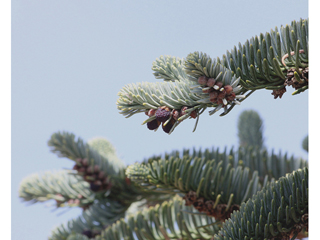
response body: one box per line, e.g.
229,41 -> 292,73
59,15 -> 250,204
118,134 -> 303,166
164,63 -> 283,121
19,18 -> 308,239
237,110 -> 264,149
117,19 -> 308,134
302,136 -> 308,152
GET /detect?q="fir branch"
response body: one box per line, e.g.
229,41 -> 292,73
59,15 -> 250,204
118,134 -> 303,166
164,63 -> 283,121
141,146 -> 307,184
19,170 -> 95,209
48,132 -> 120,176
214,167 -> 308,239
117,79 -> 206,133
152,55 -> 188,82
126,155 -> 263,216
184,51 -> 251,115
117,53 -> 250,134
87,137 -> 125,172
66,234 -> 90,240
95,195 -> 221,240
49,198 -> 130,240
237,146 -> 308,181
219,18 -> 308,96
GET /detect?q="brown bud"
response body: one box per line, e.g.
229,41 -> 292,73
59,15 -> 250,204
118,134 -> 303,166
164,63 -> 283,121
98,171 -> 105,180
86,166 -> 94,174
82,158 -> 88,167
77,167 -> 86,173
162,118 -> 176,134
209,91 -> 219,99
194,197 -> 206,212
206,78 -> 216,87
155,106 -> 171,122
147,108 -> 157,117
102,178 -> 109,185
216,98 -> 224,105
225,92 -> 236,101
217,90 -> 226,99
198,76 -> 208,85
189,110 -> 197,119
94,165 -> 100,173
214,81 -> 223,89
147,119 -> 161,130
93,180 -> 102,186
172,110 -> 180,120
224,85 -> 233,94
180,106 -> 188,116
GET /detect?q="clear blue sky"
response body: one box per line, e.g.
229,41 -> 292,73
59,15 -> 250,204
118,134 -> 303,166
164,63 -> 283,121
11,1 -> 309,239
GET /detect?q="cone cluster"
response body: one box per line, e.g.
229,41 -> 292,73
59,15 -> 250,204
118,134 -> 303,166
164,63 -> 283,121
197,76 -> 236,105
285,67 -> 309,90
82,229 -> 101,239
145,106 -> 197,133
273,67 -> 309,99
73,158 -> 112,192
183,191 -> 239,221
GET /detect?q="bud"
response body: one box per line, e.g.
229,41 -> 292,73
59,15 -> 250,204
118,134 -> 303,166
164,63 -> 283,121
172,110 -> 180,120
225,92 -> 236,101
82,158 -> 88,167
217,90 -> 226,99
224,85 -> 233,94
213,81 -> 223,90
86,166 -> 94,174
180,106 -> 188,116
147,108 -> 156,116
198,76 -> 208,85
94,165 -> 100,173
155,106 -> 171,122
162,118 -> 176,133
147,119 -> 161,130
189,110 -> 197,119
98,171 -> 105,180
206,78 -> 216,87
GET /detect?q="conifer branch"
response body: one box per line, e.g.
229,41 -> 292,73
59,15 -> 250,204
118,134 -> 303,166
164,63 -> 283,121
219,18 -> 308,98
66,234 -> 90,240
19,170 -> 95,209
140,146 -> 307,184
49,198 -> 130,240
48,132 -> 120,176
95,195 -> 221,240
126,154 -> 263,219
152,55 -> 188,82
117,19 -> 308,133
214,167 -> 308,239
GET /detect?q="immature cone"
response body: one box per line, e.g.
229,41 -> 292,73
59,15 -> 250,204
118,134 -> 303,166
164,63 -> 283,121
147,119 -> 161,130
162,118 -> 176,133
155,106 -> 171,122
